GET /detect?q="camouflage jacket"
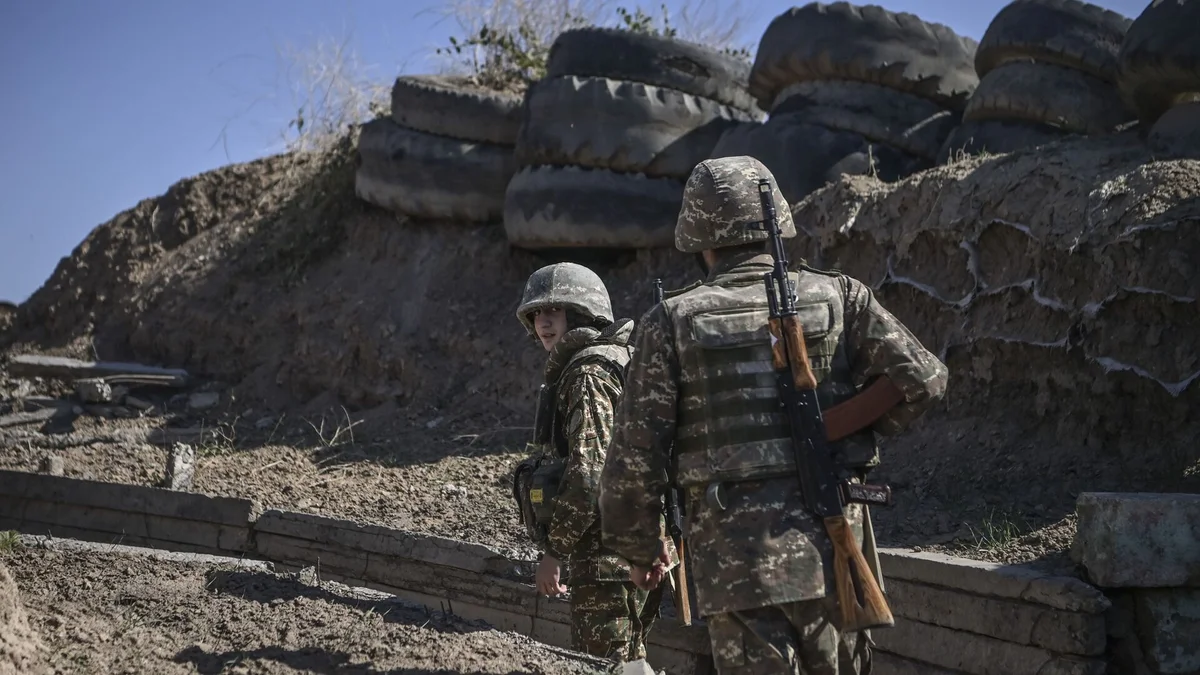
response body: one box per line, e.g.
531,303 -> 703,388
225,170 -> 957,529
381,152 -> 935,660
598,252 -> 948,615
539,319 -> 636,582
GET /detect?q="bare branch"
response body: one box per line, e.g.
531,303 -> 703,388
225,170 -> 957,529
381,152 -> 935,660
271,30 -> 392,155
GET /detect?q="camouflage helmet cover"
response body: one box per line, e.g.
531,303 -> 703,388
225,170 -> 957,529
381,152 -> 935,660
516,262 -> 614,334
674,155 -> 796,253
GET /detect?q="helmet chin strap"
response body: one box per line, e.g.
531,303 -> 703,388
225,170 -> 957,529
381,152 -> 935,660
694,252 -> 710,276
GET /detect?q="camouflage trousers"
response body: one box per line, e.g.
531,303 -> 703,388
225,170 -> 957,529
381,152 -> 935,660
705,597 -> 872,675
569,580 -> 665,662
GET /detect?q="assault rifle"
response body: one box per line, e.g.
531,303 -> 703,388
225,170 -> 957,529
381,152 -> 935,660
749,179 -> 895,632
656,278 -> 692,626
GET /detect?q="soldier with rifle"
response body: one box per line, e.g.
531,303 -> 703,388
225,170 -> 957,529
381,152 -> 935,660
598,156 -> 948,674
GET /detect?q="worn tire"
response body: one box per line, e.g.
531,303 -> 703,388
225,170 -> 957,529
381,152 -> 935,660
355,118 -> 515,223
771,80 -> 960,161
515,76 -> 755,179
1148,101 -> 1200,158
964,61 -> 1133,134
1117,0 -> 1200,125
545,27 -> 757,112
935,119 -> 1075,164
749,2 -> 979,111
975,0 -> 1132,82
389,75 -> 523,146
503,165 -> 683,249
710,117 -> 928,206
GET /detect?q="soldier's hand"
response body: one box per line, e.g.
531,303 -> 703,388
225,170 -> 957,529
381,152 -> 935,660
630,541 -> 670,591
536,554 -> 567,596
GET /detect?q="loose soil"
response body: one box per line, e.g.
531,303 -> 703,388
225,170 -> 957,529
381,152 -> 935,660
3,541 -> 607,674
2,127 -> 1198,575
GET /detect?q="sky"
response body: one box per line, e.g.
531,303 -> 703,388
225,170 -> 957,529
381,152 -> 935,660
0,0 -> 1147,304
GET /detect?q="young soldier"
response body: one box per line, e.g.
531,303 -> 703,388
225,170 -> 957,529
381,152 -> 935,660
511,262 -> 672,664
598,156 -> 948,674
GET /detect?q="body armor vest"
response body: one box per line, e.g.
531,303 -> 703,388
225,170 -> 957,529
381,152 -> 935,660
666,265 -> 878,489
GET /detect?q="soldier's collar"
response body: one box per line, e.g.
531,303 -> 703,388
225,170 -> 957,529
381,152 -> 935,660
706,251 -> 774,281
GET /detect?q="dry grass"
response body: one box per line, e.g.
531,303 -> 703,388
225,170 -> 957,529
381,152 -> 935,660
427,0 -> 755,89
274,32 -> 391,156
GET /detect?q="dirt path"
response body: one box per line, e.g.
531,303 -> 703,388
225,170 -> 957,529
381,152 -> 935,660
4,540 -> 608,674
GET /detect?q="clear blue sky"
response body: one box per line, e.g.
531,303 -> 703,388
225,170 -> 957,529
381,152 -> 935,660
0,0 -> 1145,304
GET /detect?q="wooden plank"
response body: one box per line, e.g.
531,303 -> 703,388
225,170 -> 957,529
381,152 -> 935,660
871,617 -> 1106,675
254,532 -> 371,579
879,548 -> 1110,614
0,516 -> 235,557
0,470 -> 253,525
886,578 -> 1106,655
0,496 -> 249,553
363,553 -> 538,615
7,354 -> 189,386
254,509 -> 506,573
0,406 -> 61,428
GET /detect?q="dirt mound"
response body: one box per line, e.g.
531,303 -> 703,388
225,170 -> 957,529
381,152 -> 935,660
5,543 -> 606,674
788,130 -> 1200,562
3,134 -> 696,420
0,557 -> 42,674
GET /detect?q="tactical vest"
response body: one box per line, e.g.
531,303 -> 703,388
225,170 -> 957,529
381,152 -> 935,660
667,265 -> 879,489
513,324 -> 632,546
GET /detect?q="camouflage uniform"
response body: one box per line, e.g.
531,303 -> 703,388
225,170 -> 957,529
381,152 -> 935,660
514,263 -> 669,662
598,157 -> 948,674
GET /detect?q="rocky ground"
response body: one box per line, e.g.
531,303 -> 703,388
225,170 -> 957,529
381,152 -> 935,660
2,538 -> 608,674
2,127 -> 1198,579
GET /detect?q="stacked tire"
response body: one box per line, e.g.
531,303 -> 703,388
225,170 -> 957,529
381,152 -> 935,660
938,0 -> 1134,163
503,28 -> 762,250
1118,0 -> 1200,157
711,2 -> 978,206
355,76 -> 522,223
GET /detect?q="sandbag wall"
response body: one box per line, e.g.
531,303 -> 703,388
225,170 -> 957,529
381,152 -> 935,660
503,28 -> 762,250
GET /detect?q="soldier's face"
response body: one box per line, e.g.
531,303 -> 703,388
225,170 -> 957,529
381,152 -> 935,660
533,307 -> 567,351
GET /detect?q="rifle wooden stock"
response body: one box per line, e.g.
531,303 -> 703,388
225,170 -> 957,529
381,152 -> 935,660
827,514 -> 894,630
673,537 -> 692,625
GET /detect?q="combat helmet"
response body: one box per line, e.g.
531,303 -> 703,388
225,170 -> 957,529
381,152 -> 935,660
674,155 -> 796,253
516,262 -> 614,335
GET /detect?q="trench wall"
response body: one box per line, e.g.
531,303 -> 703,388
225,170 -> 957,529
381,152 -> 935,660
0,469 -> 1116,674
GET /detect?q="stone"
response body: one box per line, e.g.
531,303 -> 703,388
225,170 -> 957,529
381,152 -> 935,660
1071,492 -> 1200,588
39,456 -> 64,476
166,443 -> 195,491
187,392 -> 220,411
1135,589 -> 1200,674
75,379 -> 113,403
